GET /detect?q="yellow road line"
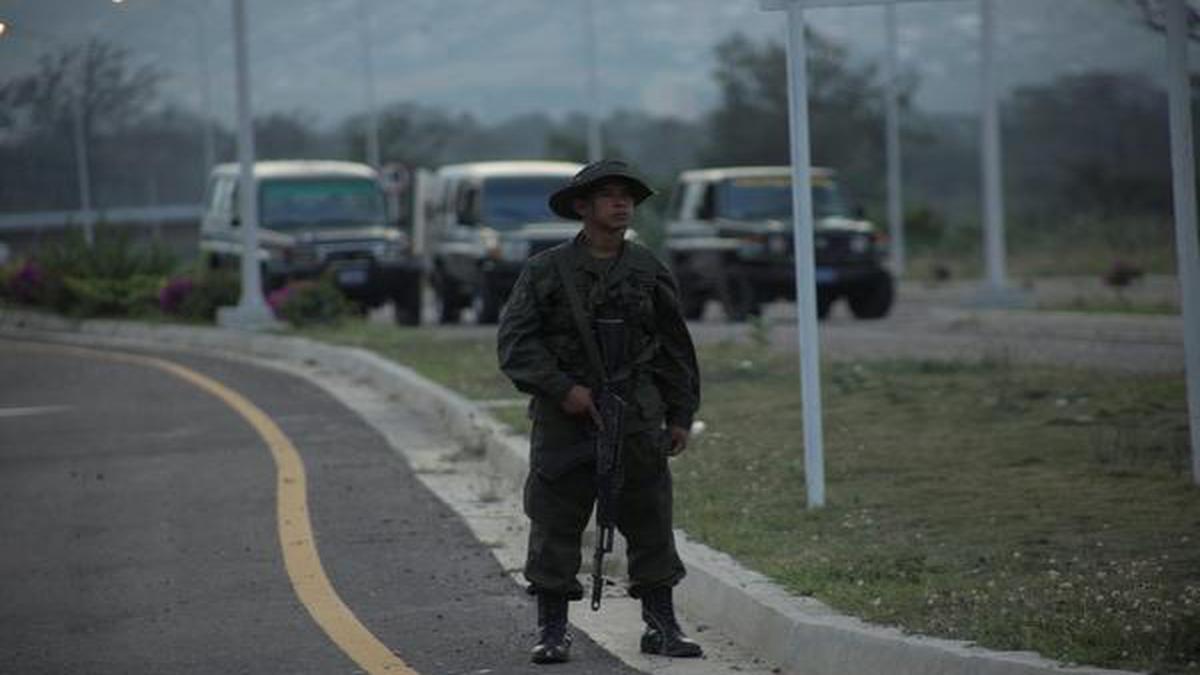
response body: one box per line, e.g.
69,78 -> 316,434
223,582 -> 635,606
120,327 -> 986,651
5,340 -> 416,675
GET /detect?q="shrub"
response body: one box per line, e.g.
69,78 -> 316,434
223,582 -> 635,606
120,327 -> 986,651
268,279 -> 351,327
159,276 -> 196,315
60,274 -> 164,318
4,260 -> 45,304
161,271 -> 240,322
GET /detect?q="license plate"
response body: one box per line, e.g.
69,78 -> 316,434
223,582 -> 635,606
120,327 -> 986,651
337,267 -> 368,286
815,267 -> 836,284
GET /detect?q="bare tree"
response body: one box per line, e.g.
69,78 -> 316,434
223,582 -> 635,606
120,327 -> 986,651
1120,0 -> 1200,39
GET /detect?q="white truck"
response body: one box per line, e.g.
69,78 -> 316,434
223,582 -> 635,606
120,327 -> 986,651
199,160 -> 424,325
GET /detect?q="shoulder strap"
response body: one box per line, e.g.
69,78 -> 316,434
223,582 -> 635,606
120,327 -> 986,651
553,249 -> 607,386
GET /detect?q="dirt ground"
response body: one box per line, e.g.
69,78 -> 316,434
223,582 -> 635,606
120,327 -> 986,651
690,276 -> 1184,374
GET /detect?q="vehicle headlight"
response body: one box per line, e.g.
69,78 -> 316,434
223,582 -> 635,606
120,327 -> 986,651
736,234 -> 766,259
498,238 -> 531,262
373,232 -> 411,262
849,233 -> 871,254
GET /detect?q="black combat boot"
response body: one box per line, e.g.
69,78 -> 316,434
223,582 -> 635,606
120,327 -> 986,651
640,586 -> 703,658
531,593 -> 572,664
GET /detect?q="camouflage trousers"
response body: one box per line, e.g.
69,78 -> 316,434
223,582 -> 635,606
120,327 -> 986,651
522,430 -> 686,600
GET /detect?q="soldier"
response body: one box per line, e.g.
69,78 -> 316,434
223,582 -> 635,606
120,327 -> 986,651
497,160 -> 703,664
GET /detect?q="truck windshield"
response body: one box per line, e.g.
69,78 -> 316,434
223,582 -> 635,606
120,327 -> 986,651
482,177 -> 568,230
716,177 -> 848,220
259,178 -> 386,230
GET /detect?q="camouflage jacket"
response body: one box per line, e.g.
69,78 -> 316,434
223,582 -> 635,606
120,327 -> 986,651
497,234 -> 700,478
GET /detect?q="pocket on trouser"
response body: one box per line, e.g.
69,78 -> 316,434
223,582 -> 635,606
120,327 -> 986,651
620,429 -> 669,488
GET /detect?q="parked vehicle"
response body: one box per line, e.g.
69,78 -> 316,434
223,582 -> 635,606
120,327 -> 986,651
425,160 -> 583,324
664,166 -> 893,321
199,160 -> 424,325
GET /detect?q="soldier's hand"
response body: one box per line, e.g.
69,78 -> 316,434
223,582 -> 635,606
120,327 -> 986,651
668,425 -> 689,456
562,385 -> 604,430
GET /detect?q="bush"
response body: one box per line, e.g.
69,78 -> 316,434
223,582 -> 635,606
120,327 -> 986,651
159,271 -> 241,322
18,231 -> 180,316
61,274 -> 163,318
267,279 -> 351,327
3,259 -> 45,304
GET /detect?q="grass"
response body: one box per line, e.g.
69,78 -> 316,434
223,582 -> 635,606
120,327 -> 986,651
681,344 -> 1196,674
295,320 -> 1198,674
1036,295 -> 1180,316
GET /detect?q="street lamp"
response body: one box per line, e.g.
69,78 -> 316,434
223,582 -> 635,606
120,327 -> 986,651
355,0 -> 381,169
216,0 -> 276,330
583,0 -> 602,162
0,20 -> 96,246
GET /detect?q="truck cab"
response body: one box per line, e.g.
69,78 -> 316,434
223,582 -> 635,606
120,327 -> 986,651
199,160 -> 424,324
425,160 -> 583,324
665,166 -> 894,321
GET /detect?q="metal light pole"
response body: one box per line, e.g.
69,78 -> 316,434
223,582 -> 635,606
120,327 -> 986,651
883,1 -> 904,276
762,0 -> 827,509
356,0 -> 382,169
217,0 -> 276,330
193,0 -> 216,176
70,86 -> 95,247
584,0 -> 602,162
979,0 -> 1009,297
1164,0 -> 1200,486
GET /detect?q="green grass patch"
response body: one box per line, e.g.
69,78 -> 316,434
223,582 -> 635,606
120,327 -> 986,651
298,320 -> 1199,673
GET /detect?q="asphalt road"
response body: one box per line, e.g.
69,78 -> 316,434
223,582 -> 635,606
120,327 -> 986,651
0,340 -> 641,675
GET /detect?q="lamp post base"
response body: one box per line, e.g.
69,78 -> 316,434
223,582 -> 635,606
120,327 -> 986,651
969,284 -> 1031,310
217,302 -> 280,331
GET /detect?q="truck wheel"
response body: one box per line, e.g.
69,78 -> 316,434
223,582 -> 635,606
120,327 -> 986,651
722,275 -> 761,323
392,279 -> 422,327
473,279 -> 502,325
433,273 -> 462,324
680,288 -> 706,321
817,289 -> 834,320
436,290 -> 461,324
847,274 -> 894,320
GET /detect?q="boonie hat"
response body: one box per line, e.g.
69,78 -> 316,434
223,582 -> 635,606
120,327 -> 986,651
548,159 -> 655,220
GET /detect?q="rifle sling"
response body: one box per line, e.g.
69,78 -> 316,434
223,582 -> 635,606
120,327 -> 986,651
553,249 -> 608,388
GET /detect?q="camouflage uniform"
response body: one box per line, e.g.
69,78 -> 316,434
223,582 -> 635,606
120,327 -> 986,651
497,232 -> 700,601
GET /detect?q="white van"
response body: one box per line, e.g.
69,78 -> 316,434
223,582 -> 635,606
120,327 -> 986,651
425,160 -> 583,324
200,160 -> 424,324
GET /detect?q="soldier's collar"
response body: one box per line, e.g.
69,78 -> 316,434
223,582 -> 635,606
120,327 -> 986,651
572,232 -> 633,285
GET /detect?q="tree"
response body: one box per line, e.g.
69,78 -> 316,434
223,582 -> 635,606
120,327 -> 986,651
701,30 -> 916,210
344,102 -> 477,168
1117,0 -> 1200,38
255,110 -> 330,160
0,37 -> 165,211
1002,71 -> 1171,219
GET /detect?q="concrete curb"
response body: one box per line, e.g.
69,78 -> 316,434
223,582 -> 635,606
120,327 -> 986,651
0,309 -> 1142,675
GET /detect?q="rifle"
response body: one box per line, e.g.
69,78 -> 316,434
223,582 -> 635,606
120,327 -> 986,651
590,318 -> 627,611
554,253 -> 628,611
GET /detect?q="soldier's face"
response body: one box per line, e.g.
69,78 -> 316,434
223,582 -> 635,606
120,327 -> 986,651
575,180 -> 635,230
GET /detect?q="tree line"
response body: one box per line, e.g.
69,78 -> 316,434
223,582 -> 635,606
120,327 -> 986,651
0,27 -> 1181,250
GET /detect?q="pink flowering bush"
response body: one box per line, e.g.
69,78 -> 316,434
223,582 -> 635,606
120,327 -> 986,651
268,279 -> 350,327
5,260 -> 44,304
158,276 -> 195,315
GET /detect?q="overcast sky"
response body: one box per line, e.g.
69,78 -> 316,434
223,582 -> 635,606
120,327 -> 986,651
0,0 -> 1189,129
